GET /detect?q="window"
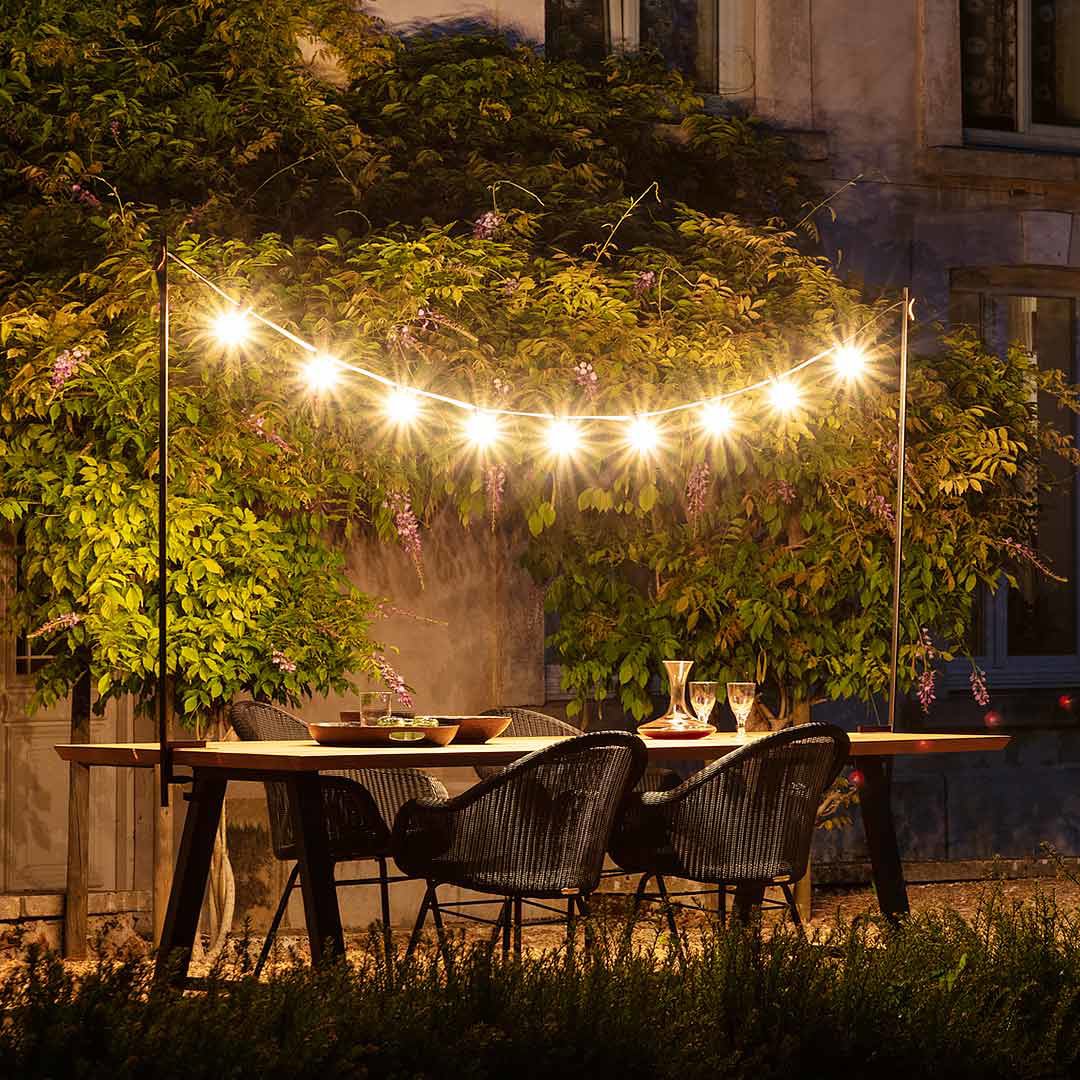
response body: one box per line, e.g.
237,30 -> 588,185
546,0 -> 754,96
961,1 -> 1080,147
950,271 -> 1080,685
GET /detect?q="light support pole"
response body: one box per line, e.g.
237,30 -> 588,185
887,288 -> 915,732
156,237 -> 171,807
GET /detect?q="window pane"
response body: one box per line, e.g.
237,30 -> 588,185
640,0 -> 753,93
1006,296 -> 1077,655
642,0 -> 706,81
961,0 -> 1018,130
545,0 -> 607,64
1032,1 -> 1080,126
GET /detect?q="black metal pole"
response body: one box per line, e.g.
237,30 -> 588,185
156,237 -> 170,807
887,288 -> 913,732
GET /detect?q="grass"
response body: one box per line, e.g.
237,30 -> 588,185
4,888 -> 1080,1079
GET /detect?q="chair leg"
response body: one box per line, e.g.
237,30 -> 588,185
501,898 -> 512,959
490,899 -> 509,955
732,884 -> 765,925
429,886 -> 453,969
376,856 -> 393,960
255,862 -> 299,978
566,897 -> 576,952
622,873 -> 651,949
780,883 -> 804,932
717,884 -> 727,927
512,896 -> 523,957
405,883 -> 432,961
655,874 -> 681,944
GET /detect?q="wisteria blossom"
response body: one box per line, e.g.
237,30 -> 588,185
50,346 -> 87,389
1003,536 -> 1060,580
375,654 -> 414,710
769,480 -> 797,505
28,612 -> 83,639
387,489 -> 424,587
866,492 -> 896,531
270,649 -> 297,674
485,464 -> 506,531
915,626 -> 937,713
633,270 -> 657,297
573,360 -> 598,398
245,414 -> 295,454
473,210 -> 502,239
970,666 -> 990,707
70,182 -> 100,208
686,462 -> 710,519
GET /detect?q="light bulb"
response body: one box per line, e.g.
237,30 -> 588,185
302,353 -> 340,392
833,344 -> 867,380
465,410 -> 499,448
700,401 -> 733,437
213,308 -> 250,347
545,418 -> 581,457
768,380 -> 800,414
386,386 -> 420,425
627,416 -> 660,454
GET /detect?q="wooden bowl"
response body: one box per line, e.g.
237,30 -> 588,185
309,720 -> 459,747
436,715 -> 512,744
636,722 -> 716,740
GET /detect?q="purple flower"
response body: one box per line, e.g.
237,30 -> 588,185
28,612 -> 83,639
867,492 -> 896,532
573,360 -> 598,399
633,270 -> 657,298
686,462 -> 710,520
50,346 -> 87,389
270,649 -> 297,674
485,464 -> 506,530
970,666 -> 990,707
387,490 -> 424,587
245,413 -> 295,454
769,480 -> 797,505
69,182 -> 100,208
915,627 -> 937,713
1003,536 -> 1057,579
473,211 -> 503,239
375,655 -> 414,710
108,119 -> 121,139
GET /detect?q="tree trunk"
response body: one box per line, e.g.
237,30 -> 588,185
63,665 -> 92,959
790,699 -> 813,924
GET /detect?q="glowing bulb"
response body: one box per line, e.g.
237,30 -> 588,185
833,344 -> 867,380
700,401 -> 734,437
213,308 -> 250,347
302,353 -> 340,392
546,418 -> 581,457
386,386 -> 420,425
465,410 -> 499,448
627,416 -> 660,455
768,380 -> 800,414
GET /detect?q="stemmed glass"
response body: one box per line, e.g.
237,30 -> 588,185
726,682 -> 756,734
688,681 -> 718,727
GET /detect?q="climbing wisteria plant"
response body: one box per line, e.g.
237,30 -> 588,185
1,0 -> 1077,728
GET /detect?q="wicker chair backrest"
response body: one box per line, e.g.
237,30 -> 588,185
395,730 -> 647,897
617,722 -> 849,885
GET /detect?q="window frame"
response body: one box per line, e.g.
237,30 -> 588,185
946,267 -> 1080,690
963,1 -> 1080,151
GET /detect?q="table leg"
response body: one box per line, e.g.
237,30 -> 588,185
155,771 -> 227,983
732,883 -> 765,924
853,755 -> 910,922
286,774 -> 344,965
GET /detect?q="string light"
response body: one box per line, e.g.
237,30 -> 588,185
768,380 -> 800,413
465,410 -> 500,448
546,418 -> 581,457
302,353 -> 341,392
212,308 -> 250,347
700,401 -> 734,437
833,344 -> 867,380
628,416 -> 660,455
386,387 -> 421,426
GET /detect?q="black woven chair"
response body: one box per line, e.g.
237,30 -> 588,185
609,722 -> 849,931
393,730 -> 647,959
228,700 -> 448,973
477,706 -> 682,793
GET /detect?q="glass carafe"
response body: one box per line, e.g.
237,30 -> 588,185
638,659 -> 711,734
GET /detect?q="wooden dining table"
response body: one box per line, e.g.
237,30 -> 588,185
55,729 -> 1008,980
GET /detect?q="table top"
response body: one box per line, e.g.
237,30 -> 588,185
55,730 -> 1010,772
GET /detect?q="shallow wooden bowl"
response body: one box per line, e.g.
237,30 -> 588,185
308,721 -> 459,747
434,715 -> 512,744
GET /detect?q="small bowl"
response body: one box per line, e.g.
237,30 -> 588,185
438,715 -> 512,744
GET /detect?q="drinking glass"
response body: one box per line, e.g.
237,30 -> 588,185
357,691 -> 392,725
726,682 -> 756,734
688,681 -> 718,726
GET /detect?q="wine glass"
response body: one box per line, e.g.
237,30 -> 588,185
726,682 -> 756,734
688,681 -> 718,726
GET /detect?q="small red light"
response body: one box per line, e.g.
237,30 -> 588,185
1059,694 -> 1074,711
984,710 -> 1002,728
849,769 -> 865,788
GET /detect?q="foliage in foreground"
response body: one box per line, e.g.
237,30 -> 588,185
5,893 -> 1080,1078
